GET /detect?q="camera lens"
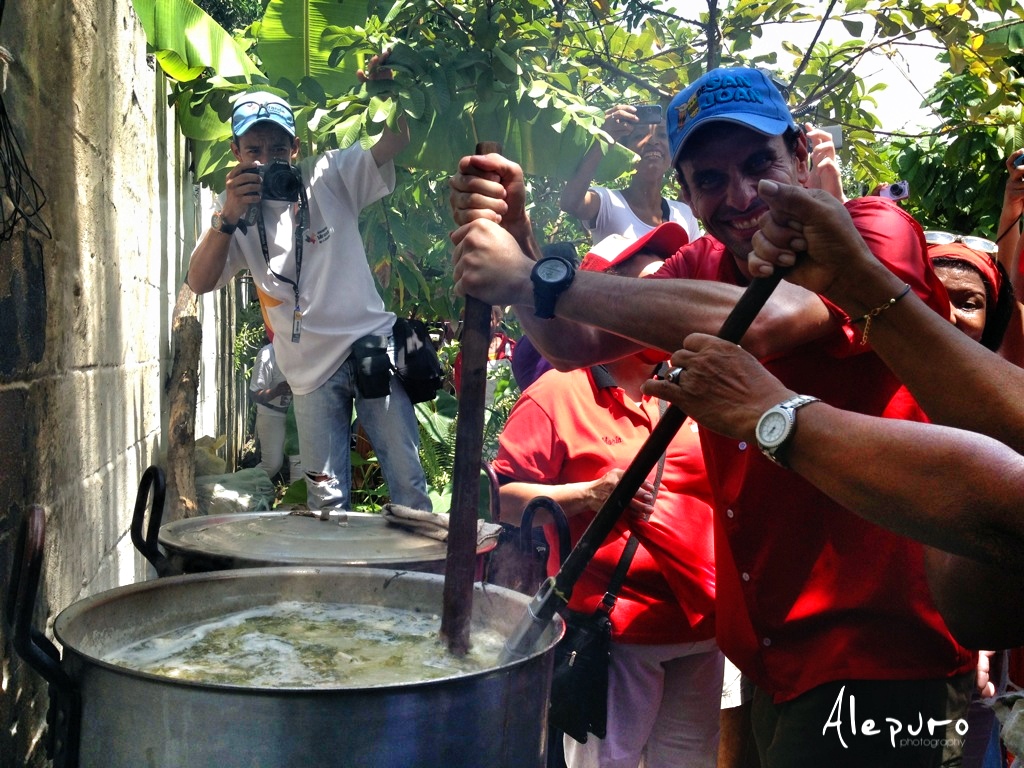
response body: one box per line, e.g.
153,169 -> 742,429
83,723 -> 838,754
261,161 -> 301,202
890,182 -> 906,196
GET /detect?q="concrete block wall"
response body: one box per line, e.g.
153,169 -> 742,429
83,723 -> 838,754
0,2 -> 225,765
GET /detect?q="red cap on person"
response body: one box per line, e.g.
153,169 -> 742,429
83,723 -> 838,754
580,222 -> 690,273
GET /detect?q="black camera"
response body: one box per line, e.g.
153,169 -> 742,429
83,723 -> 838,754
256,160 -> 302,202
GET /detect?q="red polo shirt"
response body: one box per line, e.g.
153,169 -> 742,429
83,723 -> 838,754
493,366 -> 716,644
652,197 -> 975,702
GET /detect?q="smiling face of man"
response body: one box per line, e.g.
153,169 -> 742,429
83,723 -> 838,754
676,123 -> 809,274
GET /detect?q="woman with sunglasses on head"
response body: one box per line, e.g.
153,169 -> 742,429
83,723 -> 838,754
925,230 -> 1024,366
923,230 -> 1022,768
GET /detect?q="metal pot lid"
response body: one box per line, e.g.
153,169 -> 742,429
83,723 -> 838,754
157,511 -> 466,567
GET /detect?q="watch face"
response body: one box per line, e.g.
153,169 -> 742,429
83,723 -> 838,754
212,213 -> 223,228
758,410 -> 789,446
536,258 -> 570,282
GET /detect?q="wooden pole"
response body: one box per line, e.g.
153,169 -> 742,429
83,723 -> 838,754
166,282 -> 201,521
441,140 -> 503,656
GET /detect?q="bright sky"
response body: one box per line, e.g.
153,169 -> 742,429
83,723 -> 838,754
658,7 -> 949,132
811,28 -> 947,132
756,19 -> 947,132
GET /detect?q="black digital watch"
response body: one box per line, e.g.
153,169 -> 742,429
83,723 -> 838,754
530,256 -> 576,319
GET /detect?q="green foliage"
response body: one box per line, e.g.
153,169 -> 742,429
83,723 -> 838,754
135,0 -> 1024,510
890,14 -> 1024,237
482,362 -> 520,463
257,0 -> 371,98
411,360 -> 520,515
233,296 -> 266,372
278,477 -> 308,506
194,0 -> 262,32
414,390 -> 459,511
135,0 -> 1024,250
134,0 -> 262,81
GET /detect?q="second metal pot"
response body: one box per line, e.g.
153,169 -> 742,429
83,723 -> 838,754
11,507 -> 563,768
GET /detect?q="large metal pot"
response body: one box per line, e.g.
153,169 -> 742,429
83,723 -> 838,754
130,467 -> 494,577
10,507 -> 563,768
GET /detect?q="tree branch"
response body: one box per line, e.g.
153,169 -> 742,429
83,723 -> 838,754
789,0 -> 842,85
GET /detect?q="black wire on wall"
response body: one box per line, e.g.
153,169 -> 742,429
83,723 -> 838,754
0,0 -> 51,241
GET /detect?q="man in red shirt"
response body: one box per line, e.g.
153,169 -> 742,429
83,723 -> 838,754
450,67 -> 975,766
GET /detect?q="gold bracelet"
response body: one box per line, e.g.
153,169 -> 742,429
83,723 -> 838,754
854,283 -> 911,346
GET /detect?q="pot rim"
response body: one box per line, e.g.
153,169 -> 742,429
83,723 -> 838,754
155,511 -> 495,568
53,566 -> 562,693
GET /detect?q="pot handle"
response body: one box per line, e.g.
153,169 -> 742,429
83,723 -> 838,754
129,465 -> 176,576
520,496 -> 571,567
8,506 -> 69,687
8,506 -> 82,768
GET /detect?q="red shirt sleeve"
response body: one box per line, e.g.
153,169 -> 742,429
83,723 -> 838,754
491,390 -> 565,484
821,197 -> 949,352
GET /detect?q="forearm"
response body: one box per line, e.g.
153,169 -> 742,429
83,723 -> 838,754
498,480 -> 604,526
370,114 -> 411,166
559,143 -> 605,218
186,231 -> 233,293
787,402 -> 1024,565
998,155 -> 1024,296
251,387 -> 283,405
512,304 -> 640,370
523,273 -> 831,368
996,194 -> 1021,281
1013,239 -> 1024,299
824,261 -> 1024,452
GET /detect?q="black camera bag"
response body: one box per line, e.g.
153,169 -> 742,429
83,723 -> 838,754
549,607 -> 613,743
351,334 -> 392,399
393,317 -> 443,403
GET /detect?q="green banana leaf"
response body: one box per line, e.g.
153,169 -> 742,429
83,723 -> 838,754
131,0 -> 262,81
257,0 -> 370,99
134,0 -> 635,186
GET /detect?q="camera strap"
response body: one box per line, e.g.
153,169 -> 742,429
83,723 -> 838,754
257,184 -> 310,343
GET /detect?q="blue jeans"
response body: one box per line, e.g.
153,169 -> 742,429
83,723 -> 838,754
292,349 -> 431,512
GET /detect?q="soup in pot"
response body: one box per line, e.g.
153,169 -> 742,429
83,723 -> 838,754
103,601 -> 506,688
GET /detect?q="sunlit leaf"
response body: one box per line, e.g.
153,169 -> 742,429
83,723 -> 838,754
132,0 -> 261,79
258,0 -> 370,97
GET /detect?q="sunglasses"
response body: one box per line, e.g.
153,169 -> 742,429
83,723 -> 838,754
923,231 -> 998,254
231,100 -> 295,132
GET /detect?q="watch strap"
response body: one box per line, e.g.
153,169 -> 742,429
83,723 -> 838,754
213,212 -> 237,235
531,256 -> 575,319
757,394 -> 820,468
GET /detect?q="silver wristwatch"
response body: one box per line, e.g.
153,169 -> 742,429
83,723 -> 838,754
755,394 -> 820,467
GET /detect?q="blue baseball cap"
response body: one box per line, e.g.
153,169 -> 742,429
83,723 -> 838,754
231,91 -> 296,139
667,67 -> 797,165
